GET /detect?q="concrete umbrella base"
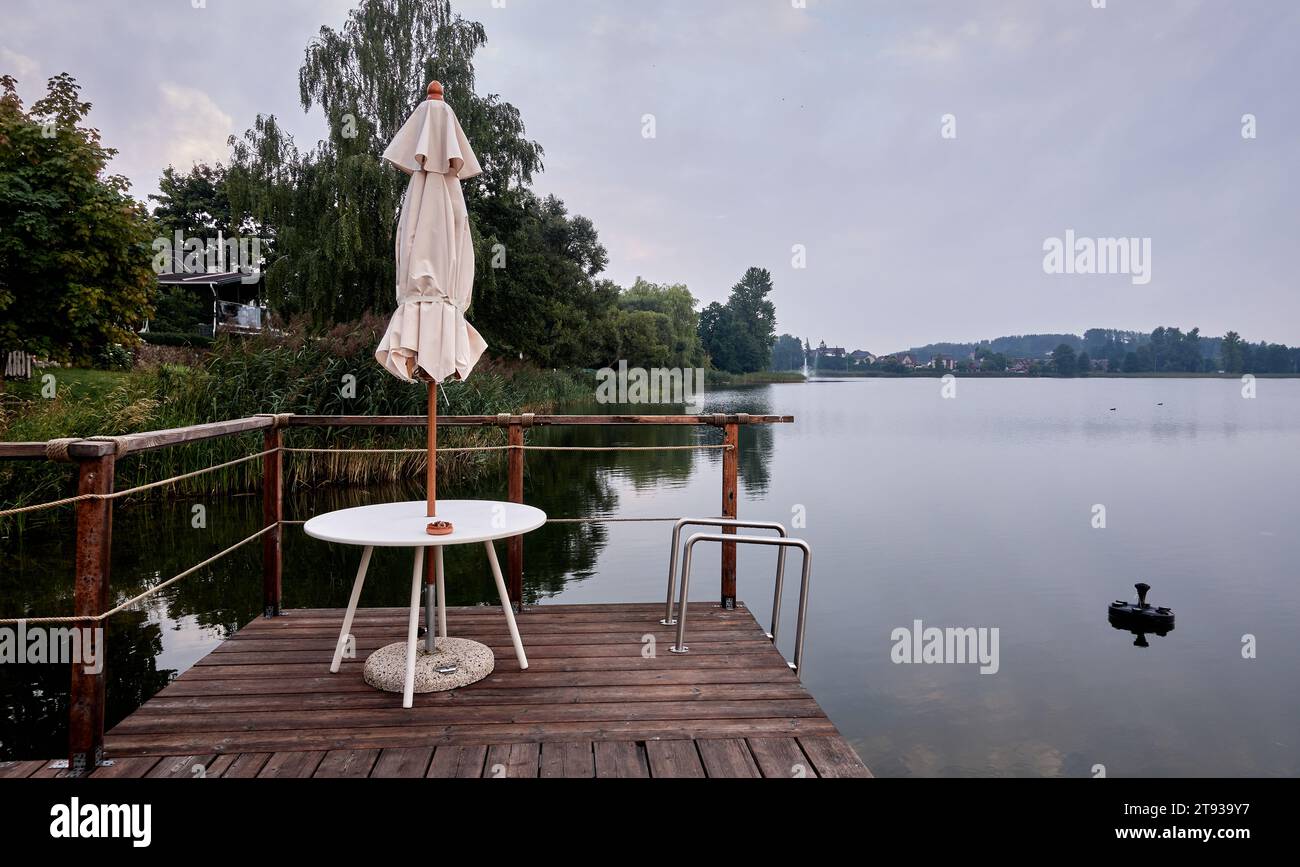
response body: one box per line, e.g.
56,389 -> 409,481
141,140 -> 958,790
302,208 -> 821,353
363,638 -> 494,694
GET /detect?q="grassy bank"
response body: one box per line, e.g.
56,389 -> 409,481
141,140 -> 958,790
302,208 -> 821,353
707,371 -> 806,386
0,315 -> 588,516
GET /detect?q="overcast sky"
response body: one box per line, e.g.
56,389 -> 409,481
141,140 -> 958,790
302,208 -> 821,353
4,0 -> 1297,351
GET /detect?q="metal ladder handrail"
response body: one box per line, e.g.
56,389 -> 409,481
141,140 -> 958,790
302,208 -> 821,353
661,518 -> 789,636
669,532 -> 813,676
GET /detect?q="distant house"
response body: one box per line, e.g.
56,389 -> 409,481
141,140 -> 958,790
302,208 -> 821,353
849,350 -> 876,365
810,345 -> 848,371
878,353 -> 916,369
150,271 -> 266,336
930,354 -> 956,371
1008,358 -> 1032,374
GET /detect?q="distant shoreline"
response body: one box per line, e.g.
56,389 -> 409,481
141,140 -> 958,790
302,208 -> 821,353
802,371 -> 1300,380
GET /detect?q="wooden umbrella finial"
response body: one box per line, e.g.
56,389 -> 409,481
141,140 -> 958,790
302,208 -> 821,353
427,80 -> 444,101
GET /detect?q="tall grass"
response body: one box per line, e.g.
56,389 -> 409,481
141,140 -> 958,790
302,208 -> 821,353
0,313 -> 588,521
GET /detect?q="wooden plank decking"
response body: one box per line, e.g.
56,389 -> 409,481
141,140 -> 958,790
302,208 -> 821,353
5,602 -> 870,779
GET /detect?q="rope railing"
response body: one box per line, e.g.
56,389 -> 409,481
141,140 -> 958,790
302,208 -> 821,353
0,448 -> 278,519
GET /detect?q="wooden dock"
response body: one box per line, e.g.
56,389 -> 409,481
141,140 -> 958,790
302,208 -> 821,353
2,602 -> 869,779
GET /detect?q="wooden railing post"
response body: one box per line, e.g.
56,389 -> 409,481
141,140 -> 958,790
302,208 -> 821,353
507,421 -> 525,610
721,422 -> 739,608
69,446 -> 115,774
262,422 -> 283,617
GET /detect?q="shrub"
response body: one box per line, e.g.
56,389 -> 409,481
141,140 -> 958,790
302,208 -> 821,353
1,316 -> 588,515
140,332 -> 215,349
96,343 -> 133,371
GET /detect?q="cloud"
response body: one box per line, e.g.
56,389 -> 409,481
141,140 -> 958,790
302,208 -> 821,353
881,11 -> 1038,65
112,83 -> 234,200
152,82 -> 234,170
882,23 -> 981,64
1,46 -> 40,84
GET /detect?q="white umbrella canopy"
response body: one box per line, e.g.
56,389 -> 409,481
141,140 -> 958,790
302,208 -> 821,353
375,81 -> 487,384
374,81 -> 487,536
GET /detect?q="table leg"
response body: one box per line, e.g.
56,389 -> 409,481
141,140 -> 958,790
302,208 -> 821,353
435,547 -> 448,638
484,541 -> 528,670
331,546 -> 373,674
404,548 -> 425,709
424,582 -> 436,654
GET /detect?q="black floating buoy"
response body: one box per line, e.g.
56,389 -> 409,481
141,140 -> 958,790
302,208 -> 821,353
1108,582 -> 1175,644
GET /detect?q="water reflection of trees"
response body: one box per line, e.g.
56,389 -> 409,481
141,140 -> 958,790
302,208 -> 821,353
1,513 -> 174,760
698,388 -> 777,496
541,395 -> 780,496
0,664 -> 67,760
0,610 -> 170,762
105,611 -> 173,733
111,500 -> 262,636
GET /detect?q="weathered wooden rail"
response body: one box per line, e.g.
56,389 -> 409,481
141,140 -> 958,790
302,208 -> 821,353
0,413 -> 815,775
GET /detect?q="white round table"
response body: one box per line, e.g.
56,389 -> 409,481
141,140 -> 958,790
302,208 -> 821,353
304,500 -> 546,707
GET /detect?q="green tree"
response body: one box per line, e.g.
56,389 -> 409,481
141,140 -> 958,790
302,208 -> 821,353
472,191 -> 611,367
615,278 -> 703,368
149,163 -> 233,240
148,286 -> 209,334
1134,344 -> 1154,372
221,0 -> 617,369
1052,343 -> 1077,377
1076,350 -> 1091,376
613,309 -> 671,368
1220,331 -> 1244,373
1147,326 -> 1202,373
698,302 -> 741,373
771,334 -> 804,371
976,347 -> 1007,372
225,0 -> 549,323
700,267 -> 777,373
0,73 -> 155,364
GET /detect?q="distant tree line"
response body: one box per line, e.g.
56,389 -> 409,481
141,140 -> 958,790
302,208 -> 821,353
1082,327 -> 1298,375
894,327 -> 1300,376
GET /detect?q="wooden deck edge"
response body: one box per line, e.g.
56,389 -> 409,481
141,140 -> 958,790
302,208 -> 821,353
6,603 -> 871,779
3,734 -> 871,779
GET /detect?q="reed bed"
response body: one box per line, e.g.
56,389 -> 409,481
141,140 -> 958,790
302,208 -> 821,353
0,314 -> 589,523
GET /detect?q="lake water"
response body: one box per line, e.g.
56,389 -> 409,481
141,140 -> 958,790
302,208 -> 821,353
3,377 -> 1298,776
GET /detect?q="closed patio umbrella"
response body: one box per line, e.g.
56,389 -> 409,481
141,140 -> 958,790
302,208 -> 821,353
375,80 -> 487,537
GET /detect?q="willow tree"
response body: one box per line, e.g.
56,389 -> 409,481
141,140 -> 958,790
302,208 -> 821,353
227,0 -> 544,323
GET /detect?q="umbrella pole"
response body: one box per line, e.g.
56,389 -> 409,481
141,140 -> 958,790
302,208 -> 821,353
421,381 -> 441,654
427,379 -> 437,521
424,379 -> 453,537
